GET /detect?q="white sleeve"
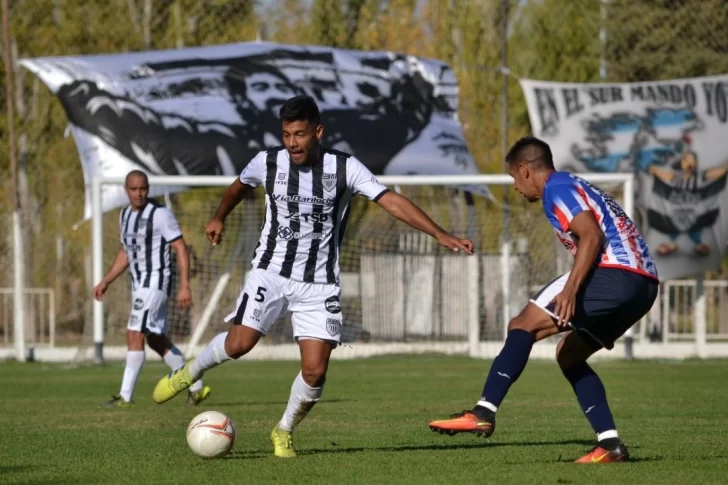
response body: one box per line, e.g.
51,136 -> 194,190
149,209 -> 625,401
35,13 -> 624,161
157,208 -> 183,242
346,156 -> 389,201
119,210 -> 125,245
239,151 -> 267,188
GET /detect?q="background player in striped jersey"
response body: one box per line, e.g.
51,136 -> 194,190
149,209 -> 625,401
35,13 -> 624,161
429,137 -> 659,464
93,170 -> 210,407
152,95 -> 474,457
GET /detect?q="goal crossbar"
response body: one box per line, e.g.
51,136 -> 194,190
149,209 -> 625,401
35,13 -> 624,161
91,173 -> 634,362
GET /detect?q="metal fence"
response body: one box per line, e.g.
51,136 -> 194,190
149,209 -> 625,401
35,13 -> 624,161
1,0 -> 727,359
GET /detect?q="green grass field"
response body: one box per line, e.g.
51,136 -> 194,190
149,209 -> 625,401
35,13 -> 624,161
1,355 -> 727,485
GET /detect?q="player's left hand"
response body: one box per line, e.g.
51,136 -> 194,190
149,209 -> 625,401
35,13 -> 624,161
177,285 -> 193,311
550,285 -> 577,327
436,232 -> 474,255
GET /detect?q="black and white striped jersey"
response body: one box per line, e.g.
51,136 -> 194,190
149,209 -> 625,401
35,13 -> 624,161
240,146 -> 389,285
119,200 -> 183,294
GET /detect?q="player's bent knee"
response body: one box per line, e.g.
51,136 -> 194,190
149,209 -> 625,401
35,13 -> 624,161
224,326 -> 259,359
300,366 -> 326,387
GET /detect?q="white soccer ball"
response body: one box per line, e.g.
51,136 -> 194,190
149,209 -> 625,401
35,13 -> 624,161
186,410 -> 236,458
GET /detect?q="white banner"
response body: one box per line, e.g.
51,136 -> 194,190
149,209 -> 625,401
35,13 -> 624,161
21,41 -> 483,218
520,76 -> 728,280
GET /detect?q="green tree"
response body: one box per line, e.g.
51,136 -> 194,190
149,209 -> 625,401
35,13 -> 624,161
605,0 -> 728,81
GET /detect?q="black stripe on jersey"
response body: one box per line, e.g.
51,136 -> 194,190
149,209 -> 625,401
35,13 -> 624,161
258,150 -> 279,270
158,237 -> 167,292
143,205 -> 158,288
325,154 -> 348,284
303,159 -> 325,282
131,208 -> 144,285
280,162 -> 300,278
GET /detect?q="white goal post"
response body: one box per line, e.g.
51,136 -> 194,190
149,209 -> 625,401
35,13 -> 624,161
90,173 -> 635,363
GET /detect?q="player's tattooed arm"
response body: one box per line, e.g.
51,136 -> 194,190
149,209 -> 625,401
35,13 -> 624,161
206,178 -> 255,246
375,191 -> 474,254
551,211 -> 603,326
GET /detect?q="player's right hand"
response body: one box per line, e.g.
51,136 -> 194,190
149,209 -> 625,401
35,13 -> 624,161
92,281 -> 108,301
436,233 -> 475,255
205,218 -> 224,246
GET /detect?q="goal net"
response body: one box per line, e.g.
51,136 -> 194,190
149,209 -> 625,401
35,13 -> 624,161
85,173 -> 634,361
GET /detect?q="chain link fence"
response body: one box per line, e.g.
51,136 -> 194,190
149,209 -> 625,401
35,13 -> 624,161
1,0 -> 727,346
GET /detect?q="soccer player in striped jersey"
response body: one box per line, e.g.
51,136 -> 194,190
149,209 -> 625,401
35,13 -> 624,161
93,170 -> 210,407
429,137 -> 659,464
152,95 -> 474,457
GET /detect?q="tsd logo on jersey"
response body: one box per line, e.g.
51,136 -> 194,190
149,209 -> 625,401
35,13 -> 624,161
326,318 -> 341,336
276,172 -> 287,185
324,296 -> 341,314
250,308 -> 261,322
323,173 -> 336,192
133,298 -> 144,311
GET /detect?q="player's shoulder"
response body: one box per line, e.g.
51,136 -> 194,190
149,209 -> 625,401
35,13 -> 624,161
322,146 -> 354,160
150,201 -> 176,219
266,145 -> 286,155
546,171 -> 579,187
250,146 -> 285,163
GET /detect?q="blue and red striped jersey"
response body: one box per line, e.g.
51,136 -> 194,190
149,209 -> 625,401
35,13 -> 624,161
542,172 -> 658,280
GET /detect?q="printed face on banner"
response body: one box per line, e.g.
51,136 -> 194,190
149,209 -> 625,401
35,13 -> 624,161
21,42 -> 484,218
519,77 -> 728,280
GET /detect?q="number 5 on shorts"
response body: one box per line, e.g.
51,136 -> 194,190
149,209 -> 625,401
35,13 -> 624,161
255,286 -> 267,302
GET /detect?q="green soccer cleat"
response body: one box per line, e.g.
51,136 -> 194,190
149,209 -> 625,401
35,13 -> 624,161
152,360 -> 195,404
104,395 -> 134,408
270,424 -> 296,458
186,385 -> 212,406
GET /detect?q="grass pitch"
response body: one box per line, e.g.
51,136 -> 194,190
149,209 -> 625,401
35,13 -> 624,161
1,355 -> 726,485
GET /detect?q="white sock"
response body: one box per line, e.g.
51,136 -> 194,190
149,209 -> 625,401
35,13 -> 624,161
278,372 -> 324,432
597,430 -> 619,442
476,400 -> 498,413
119,350 -> 145,402
164,346 -> 203,392
189,332 -> 231,380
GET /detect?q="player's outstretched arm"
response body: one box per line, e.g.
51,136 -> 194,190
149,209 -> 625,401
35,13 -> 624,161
92,248 -> 128,301
550,211 -> 603,326
376,191 -> 474,254
206,178 -> 254,246
170,238 -> 192,310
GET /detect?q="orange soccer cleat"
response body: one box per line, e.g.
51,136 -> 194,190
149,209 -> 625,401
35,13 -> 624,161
575,443 -> 630,464
428,410 -> 495,438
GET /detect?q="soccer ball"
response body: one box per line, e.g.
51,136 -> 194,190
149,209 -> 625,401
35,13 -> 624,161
186,410 -> 236,458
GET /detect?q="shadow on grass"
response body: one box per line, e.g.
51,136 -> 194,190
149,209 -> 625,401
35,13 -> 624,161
297,438 -> 602,456
212,398 -> 351,408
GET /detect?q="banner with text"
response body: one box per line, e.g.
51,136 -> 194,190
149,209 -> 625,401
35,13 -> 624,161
520,76 -> 728,280
22,41 -> 482,218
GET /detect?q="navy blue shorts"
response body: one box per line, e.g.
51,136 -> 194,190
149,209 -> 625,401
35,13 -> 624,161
530,267 -> 659,350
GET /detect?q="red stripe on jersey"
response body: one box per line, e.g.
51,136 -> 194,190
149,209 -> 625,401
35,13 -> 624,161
553,205 -> 570,232
576,186 -> 602,223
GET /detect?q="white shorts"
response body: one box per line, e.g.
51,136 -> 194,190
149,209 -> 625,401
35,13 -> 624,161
224,268 -> 343,344
128,288 -> 169,335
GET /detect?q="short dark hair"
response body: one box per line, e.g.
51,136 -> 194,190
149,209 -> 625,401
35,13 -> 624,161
505,136 -> 555,170
125,169 -> 149,186
279,95 -> 321,125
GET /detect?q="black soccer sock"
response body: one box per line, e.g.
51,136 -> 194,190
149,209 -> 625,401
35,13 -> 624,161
474,329 -> 535,418
562,362 -> 618,440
